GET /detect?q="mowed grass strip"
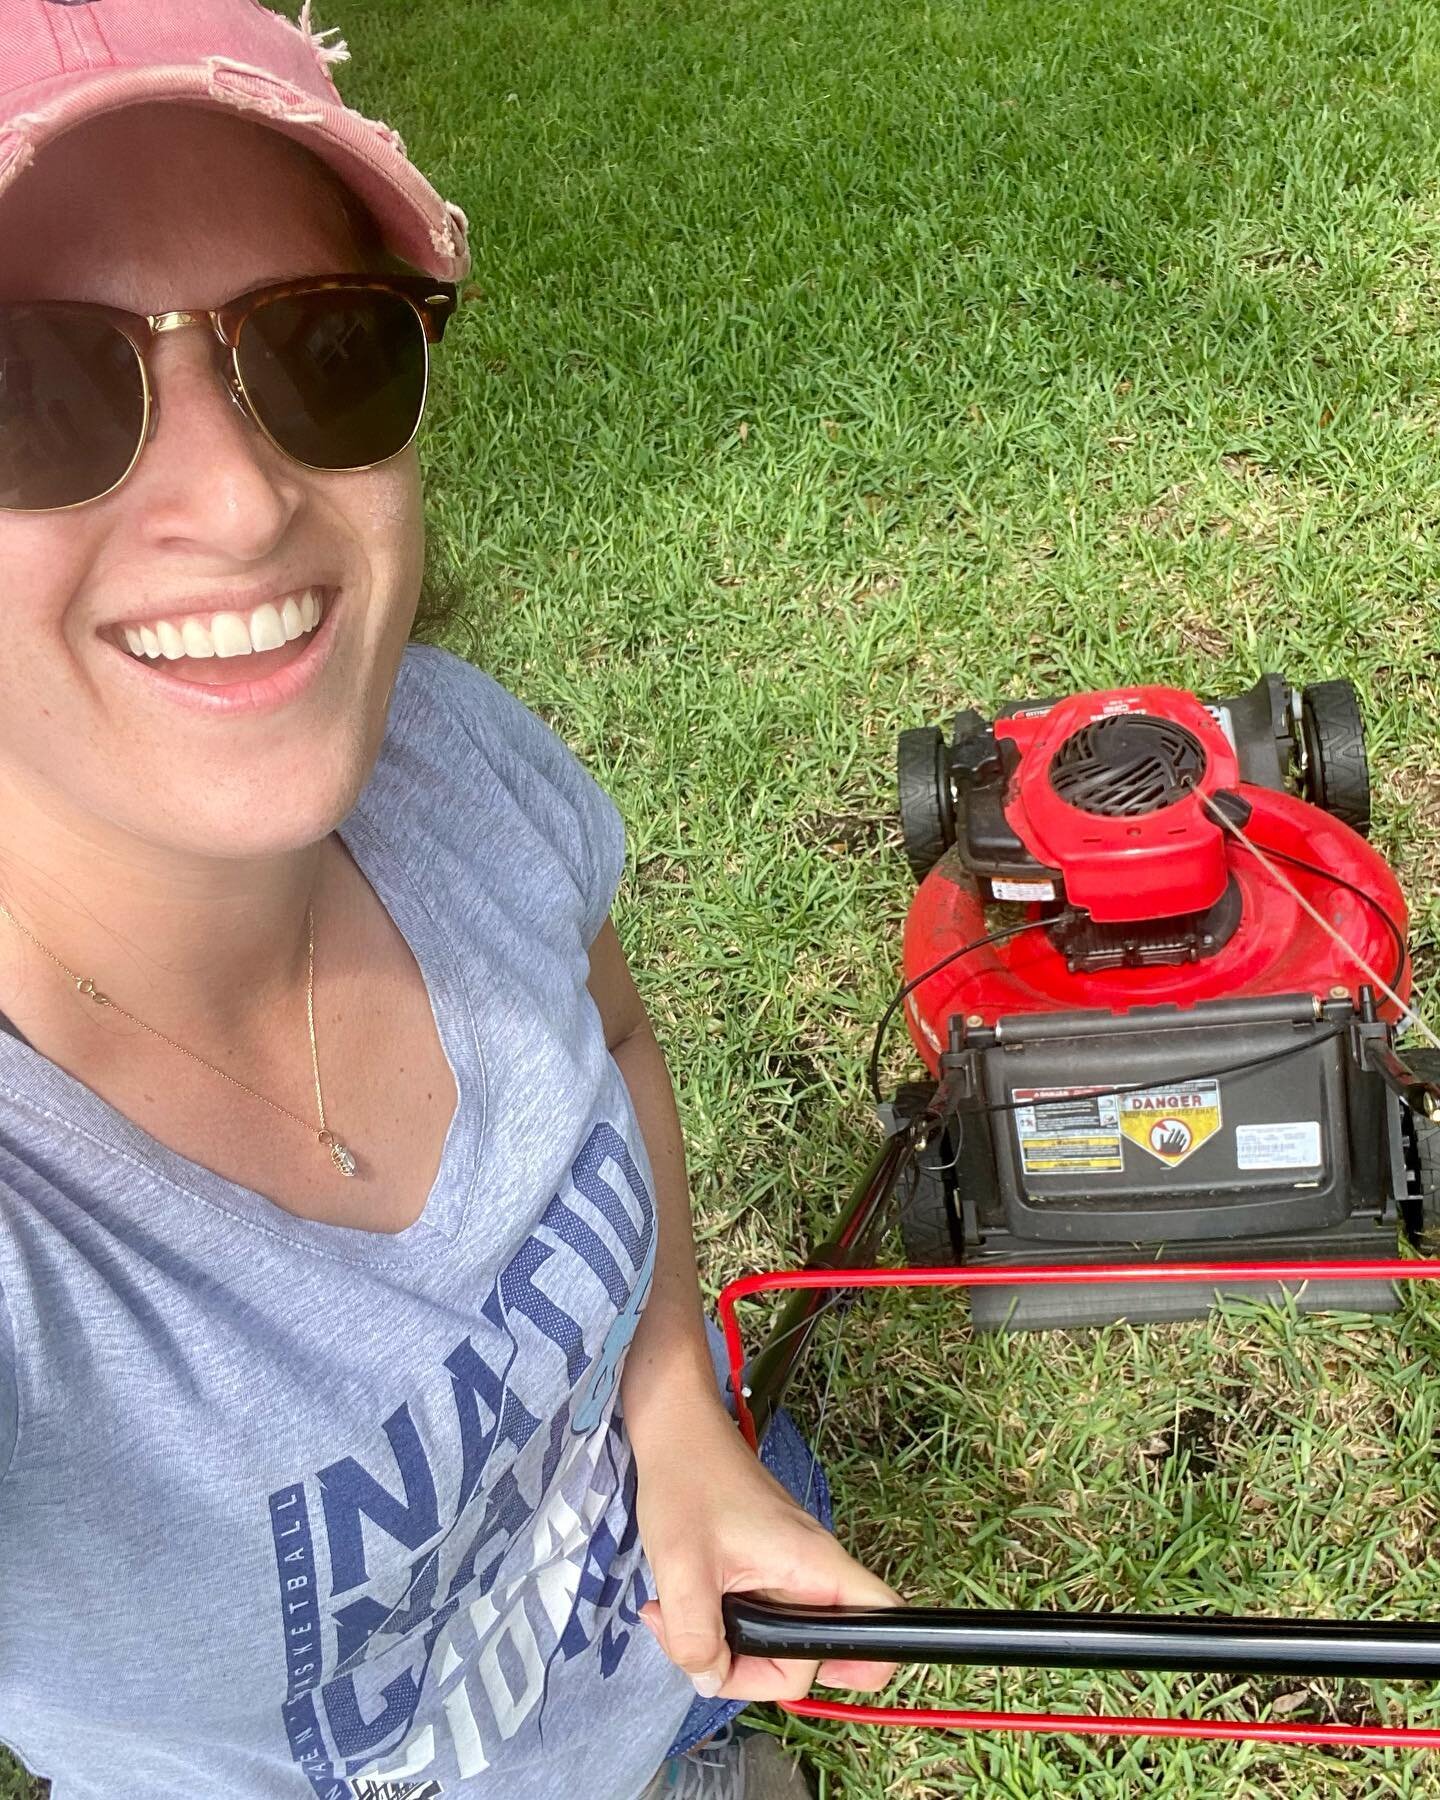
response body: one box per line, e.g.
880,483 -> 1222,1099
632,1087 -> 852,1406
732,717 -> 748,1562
8,0 -> 1440,1793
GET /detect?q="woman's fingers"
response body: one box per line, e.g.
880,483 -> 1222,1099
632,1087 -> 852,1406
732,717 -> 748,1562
639,1578 -> 731,1696
717,1653 -> 823,1703
641,1604 -> 825,1703
710,1535 -> 904,1700
777,1523 -> 905,1614
824,1551 -> 904,1612
816,1655 -> 900,1692
746,1528 -> 903,1694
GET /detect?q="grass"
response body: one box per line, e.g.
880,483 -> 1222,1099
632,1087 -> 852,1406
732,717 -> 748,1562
774,1287 -> 1440,1796
7,0 -> 1440,1792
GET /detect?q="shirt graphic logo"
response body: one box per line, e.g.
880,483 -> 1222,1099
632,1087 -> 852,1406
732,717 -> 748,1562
572,1224 -> 655,1433
266,1119 -> 657,1799
353,1781 -> 443,1800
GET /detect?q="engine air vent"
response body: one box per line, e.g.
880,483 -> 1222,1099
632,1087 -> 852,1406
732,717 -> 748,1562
1049,715 -> 1206,818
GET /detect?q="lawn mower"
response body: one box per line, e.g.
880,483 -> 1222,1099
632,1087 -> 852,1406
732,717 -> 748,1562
719,673 -> 1440,1750
888,672 -> 1440,1329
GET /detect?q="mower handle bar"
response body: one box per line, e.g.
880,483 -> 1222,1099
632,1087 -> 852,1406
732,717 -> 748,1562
723,1596 -> 1440,1680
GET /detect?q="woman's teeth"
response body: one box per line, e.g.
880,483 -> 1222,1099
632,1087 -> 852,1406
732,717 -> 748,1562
119,589 -> 324,661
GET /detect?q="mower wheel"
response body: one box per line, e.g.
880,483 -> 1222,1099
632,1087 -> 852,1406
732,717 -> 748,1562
898,726 -> 953,881
897,1130 -> 964,1266
1404,1050 -> 1440,1253
1300,681 -> 1371,837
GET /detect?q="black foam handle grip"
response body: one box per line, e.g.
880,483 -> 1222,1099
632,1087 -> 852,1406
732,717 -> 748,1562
722,1595 -> 1440,1681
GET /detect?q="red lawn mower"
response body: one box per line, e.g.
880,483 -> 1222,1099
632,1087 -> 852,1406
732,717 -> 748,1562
890,674 -> 1439,1328
720,674 -> 1440,1750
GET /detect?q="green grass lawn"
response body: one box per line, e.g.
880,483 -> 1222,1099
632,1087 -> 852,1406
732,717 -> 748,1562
7,0 -> 1440,1793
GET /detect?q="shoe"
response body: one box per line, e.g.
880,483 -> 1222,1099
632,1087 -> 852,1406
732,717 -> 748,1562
641,1724 -> 814,1799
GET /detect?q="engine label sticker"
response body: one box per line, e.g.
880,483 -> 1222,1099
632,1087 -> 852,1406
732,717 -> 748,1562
1012,1086 -> 1124,1175
1235,1121 -> 1323,1171
1119,1081 -> 1223,1167
991,878 -> 1058,903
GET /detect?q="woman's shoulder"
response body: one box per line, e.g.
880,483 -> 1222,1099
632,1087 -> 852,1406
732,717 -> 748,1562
386,644 -> 589,792
386,641 -> 520,749
389,640 -> 515,726
360,644 -> 626,946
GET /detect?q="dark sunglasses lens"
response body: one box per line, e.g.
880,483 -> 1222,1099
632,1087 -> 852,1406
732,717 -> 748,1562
236,288 -> 428,471
0,309 -> 146,510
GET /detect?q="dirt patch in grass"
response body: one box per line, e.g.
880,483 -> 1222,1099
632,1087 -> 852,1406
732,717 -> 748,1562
805,809 -> 897,855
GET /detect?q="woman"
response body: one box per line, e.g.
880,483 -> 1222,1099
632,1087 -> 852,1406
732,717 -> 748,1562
0,3 -> 896,1797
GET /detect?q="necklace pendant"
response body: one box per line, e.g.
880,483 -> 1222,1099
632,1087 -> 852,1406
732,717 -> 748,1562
319,1131 -> 357,1178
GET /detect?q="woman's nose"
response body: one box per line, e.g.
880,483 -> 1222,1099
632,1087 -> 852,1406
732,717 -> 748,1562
128,330 -> 304,560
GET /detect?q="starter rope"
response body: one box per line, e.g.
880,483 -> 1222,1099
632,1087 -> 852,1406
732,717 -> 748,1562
1201,795 -> 1440,1052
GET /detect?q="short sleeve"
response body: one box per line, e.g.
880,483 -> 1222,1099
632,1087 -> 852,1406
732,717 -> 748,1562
0,1281 -> 17,1484
389,646 -> 627,947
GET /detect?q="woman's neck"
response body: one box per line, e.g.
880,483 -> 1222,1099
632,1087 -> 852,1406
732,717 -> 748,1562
0,776 -> 332,1047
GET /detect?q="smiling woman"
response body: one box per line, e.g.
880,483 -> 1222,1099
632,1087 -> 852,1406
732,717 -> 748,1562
0,4 -> 892,1799
0,107 -> 434,846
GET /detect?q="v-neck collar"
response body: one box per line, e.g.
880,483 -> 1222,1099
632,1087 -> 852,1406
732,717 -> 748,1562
0,801 -> 487,1267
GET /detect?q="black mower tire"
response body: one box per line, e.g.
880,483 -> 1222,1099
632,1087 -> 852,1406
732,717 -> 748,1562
1301,681 -> 1371,837
898,1132 -> 963,1266
897,726 -> 952,882
1404,1050 -> 1440,1253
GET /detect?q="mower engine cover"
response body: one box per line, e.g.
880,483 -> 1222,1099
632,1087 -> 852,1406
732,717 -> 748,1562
998,689 -> 1237,922
900,676 -> 1405,1061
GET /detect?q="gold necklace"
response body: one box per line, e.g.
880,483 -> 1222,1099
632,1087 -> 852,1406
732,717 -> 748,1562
0,897 -> 357,1178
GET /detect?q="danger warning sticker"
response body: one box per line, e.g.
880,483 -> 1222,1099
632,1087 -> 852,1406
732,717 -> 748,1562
1119,1080 -> 1222,1167
1013,1086 -> 1124,1175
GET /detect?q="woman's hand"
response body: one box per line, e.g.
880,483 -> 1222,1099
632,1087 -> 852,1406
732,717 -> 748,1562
633,1394 -> 901,1702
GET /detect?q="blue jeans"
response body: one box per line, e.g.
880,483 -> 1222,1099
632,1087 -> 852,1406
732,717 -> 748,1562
663,1407 -> 832,1758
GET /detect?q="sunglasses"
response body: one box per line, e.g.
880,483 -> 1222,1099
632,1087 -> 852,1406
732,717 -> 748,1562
0,274 -> 459,513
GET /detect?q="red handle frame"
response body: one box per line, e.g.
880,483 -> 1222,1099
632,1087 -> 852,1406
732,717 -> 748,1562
717,1257 -> 1440,1748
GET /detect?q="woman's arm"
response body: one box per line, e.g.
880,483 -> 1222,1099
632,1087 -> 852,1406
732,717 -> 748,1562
588,920 -> 898,1701
587,922 -> 722,1434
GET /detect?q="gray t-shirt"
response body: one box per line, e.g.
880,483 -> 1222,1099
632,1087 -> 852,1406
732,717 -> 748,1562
0,645 -> 700,1800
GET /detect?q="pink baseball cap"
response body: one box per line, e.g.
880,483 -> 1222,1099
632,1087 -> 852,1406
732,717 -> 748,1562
0,0 -> 470,279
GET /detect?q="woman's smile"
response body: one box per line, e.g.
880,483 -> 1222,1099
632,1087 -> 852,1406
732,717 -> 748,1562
113,584 -> 326,665
101,580 -> 342,712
